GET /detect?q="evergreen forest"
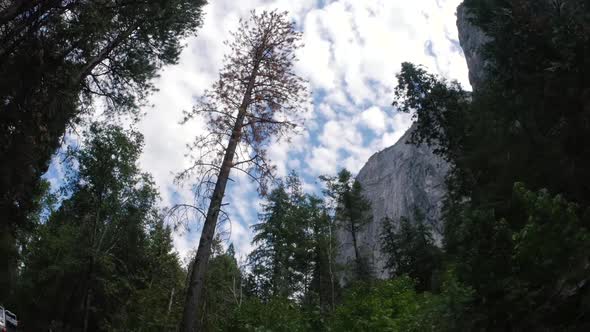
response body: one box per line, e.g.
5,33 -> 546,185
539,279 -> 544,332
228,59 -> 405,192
1,0 -> 590,331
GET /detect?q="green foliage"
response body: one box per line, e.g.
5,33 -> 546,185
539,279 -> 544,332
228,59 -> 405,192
224,271 -> 474,332
248,176 -> 304,300
393,62 -> 470,162
393,1 -> 590,329
330,277 -> 425,332
248,172 -> 338,309
15,124 -> 185,331
233,172 -> 341,331
508,184 -> 590,328
201,244 -> 243,332
0,0 -> 207,268
229,297 -> 309,332
208,169 -> 480,332
416,268 -> 475,332
127,220 -> 186,331
381,211 -> 443,292
443,184 -> 590,330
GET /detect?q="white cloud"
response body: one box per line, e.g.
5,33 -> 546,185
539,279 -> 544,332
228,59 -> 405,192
360,106 -> 387,134
307,146 -> 340,175
296,11 -> 337,90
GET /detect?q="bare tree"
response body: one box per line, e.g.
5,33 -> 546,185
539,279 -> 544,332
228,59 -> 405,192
176,10 -> 308,332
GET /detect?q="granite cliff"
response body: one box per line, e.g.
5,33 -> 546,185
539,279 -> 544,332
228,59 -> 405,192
336,2 -> 488,281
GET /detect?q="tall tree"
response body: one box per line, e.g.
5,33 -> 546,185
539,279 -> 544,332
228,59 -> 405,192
248,183 -> 295,300
247,172 -> 338,319
0,0 -> 206,294
298,194 -> 339,324
127,219 -> 186,331
247,173 -> 311,301
177,10 -> 308,331
321,169 -> 373,280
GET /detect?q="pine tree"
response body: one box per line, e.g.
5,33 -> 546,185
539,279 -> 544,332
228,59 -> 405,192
127,219 -> 186,331
248,181 -> 298,300
322,169 -> 373,281
393,0 -> 590,328
201,241 -> 243,331
176,10 -> 308,331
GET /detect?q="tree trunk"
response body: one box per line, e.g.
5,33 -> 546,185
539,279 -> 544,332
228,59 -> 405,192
167,287 -> 175,316
329,220 -> 335,311
180,60 -> 260,332
350,225 -> 362,276
82,287 -> 92,332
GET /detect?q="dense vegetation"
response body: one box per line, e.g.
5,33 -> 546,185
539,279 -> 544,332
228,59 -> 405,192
12,125 -> 186,330
2,0 -> 590,330
392,0 -> 590,329
180,170 -> 475,331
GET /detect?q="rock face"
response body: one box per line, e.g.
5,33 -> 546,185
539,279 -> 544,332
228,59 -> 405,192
457,2 -> 491,89
336,127 -> 449,280
336,2 -> 488,281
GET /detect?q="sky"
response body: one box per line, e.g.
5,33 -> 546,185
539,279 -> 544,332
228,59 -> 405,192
45,0 -> 470,262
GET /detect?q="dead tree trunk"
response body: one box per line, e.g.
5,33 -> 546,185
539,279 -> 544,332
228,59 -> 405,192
180,59 -> 261,332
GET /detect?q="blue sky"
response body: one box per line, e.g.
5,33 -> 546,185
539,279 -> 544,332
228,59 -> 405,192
44,0 -> 469,262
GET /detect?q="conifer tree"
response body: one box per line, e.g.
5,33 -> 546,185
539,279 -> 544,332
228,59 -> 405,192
176,10 -> 308,331
248,172 -> 337,317
393,0 -> 590,328
321,169 -> 373,280
380,210 -> 443,292
248,179 -> 300,300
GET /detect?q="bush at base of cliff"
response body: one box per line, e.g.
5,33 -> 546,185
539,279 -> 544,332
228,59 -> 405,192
329,273 -> 473,332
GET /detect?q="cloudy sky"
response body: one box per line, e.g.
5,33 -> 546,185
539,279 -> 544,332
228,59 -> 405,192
47,0 -> 470,261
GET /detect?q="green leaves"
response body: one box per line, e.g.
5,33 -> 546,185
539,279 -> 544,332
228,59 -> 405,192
331,277 -> 438,332
248,172 -> 332,302
381,212 -> 443,292
229,297 -> 309,332
511,183 -> 590,293
393,62 -> 470,160
395,1 -> 590,328
16,124 -> 184,330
